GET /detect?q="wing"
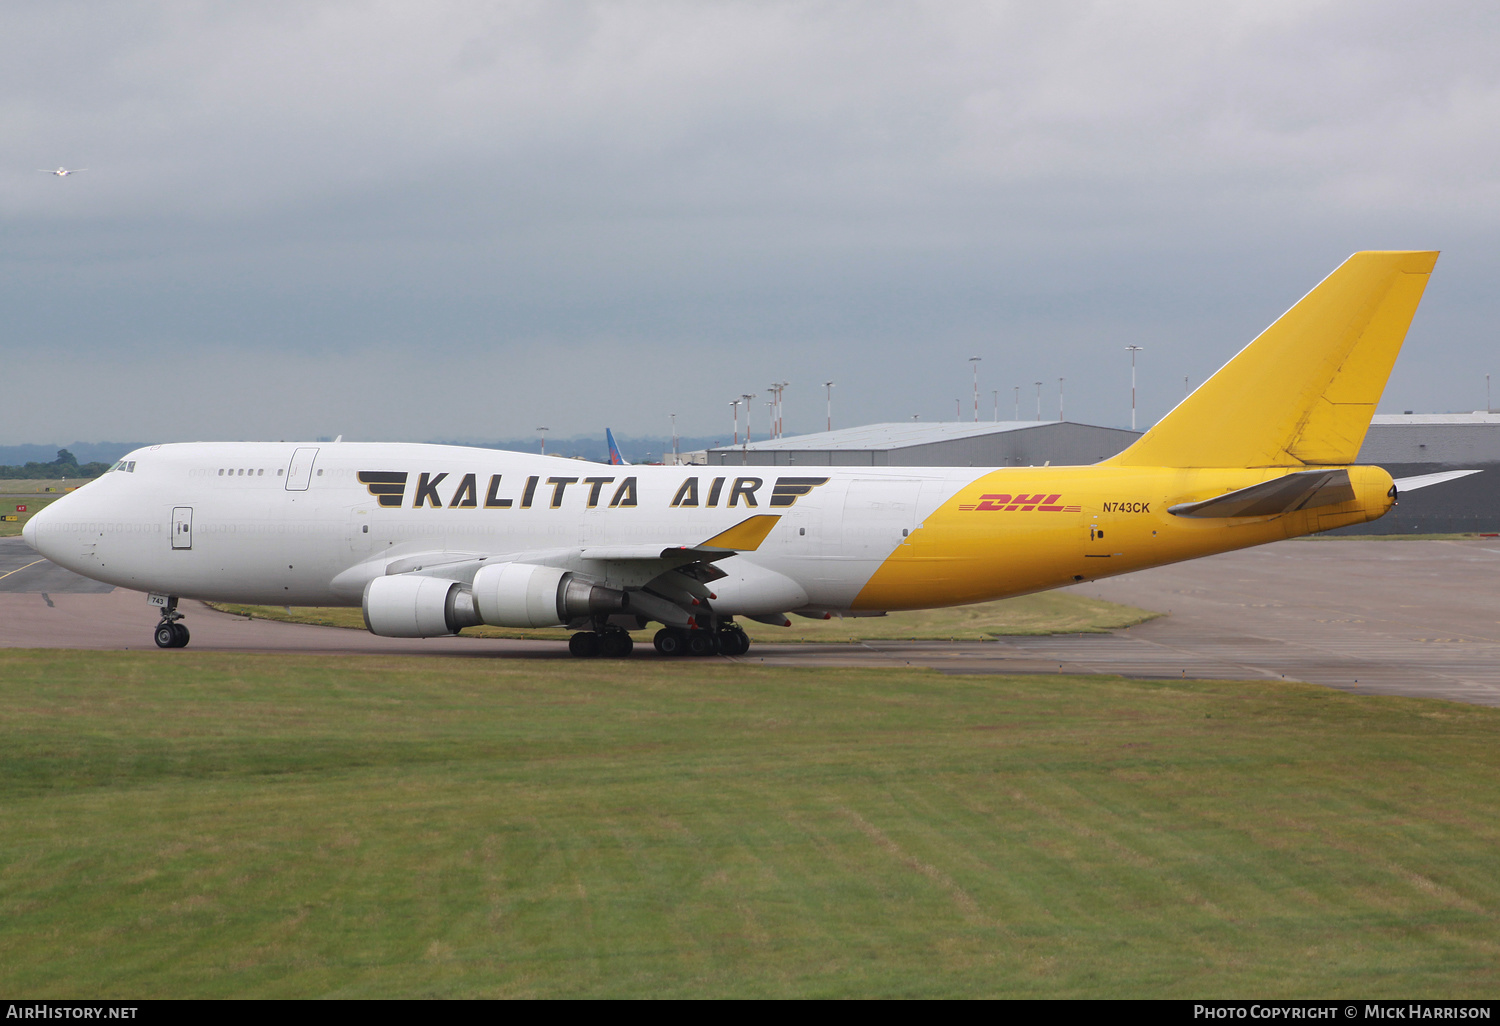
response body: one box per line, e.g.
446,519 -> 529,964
332,514 -> 792,626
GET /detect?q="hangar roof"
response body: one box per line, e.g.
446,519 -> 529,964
734,420 -> 1095,452
1372,413 -> 1500,425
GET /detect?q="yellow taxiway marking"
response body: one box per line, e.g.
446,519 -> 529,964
0,559 -> 45,582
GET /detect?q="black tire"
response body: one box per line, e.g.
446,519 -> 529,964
687,631 -> 717,657
172,623 -> 190,648
655,628 -> 685,656
569,632 -> 600,657
719,629 -> 749,656
154,623 -> 176,649
600,632 -> 633,658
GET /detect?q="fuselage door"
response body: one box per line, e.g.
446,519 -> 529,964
285,447 -> 320,491
171,507 -> 193,550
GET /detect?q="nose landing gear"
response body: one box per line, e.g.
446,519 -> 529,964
152,596 -> 190,649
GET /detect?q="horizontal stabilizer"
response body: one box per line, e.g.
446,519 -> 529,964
1393,469 -> 1482,493
1169,470 -> 1355,519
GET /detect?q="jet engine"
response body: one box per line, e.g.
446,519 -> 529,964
363,574 -> 484,638
472,562 -> 628,628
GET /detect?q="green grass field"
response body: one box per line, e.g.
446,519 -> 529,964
1,649 -> 1497,998
209,591 -> 1159,642
0,495 -> 64,538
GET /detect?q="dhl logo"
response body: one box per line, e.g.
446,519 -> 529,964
959,493 -> 1081,513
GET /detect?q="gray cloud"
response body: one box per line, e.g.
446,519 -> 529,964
3,1 -> 1499,445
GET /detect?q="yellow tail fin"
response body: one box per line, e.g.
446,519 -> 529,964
1105,250 -> 1438,468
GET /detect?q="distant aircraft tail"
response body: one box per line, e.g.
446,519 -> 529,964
606,429 -> 630,466
1104,250 -> 1439,469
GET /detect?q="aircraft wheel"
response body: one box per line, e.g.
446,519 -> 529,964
600,632 -> 633,658
172,623 -> 191,648
686,631 -> 717,657
154,623 -> 176,649
718,628 -> 749,656
569,632 -> 601,658
654,628 -> 686,656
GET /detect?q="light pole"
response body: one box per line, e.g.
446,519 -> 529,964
955,398 -> 961,419
992,389 -> 999,422
1058,377 -> 1064,421
969,357 -> 981,422
670,413 -> 678,462
1013,386 -> 1020,420
824,381 -> 834,432
730,400 -> 741,447
1034,381 -> 1043,421
1489,373 -> 1493,414
742,393 -> 758,448
1125,345 -> 1144,430
536,427 -> 549,456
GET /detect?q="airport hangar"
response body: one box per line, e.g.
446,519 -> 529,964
697,414 -> 1500,534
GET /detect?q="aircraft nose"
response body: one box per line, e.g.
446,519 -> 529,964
21,498 -> 57,557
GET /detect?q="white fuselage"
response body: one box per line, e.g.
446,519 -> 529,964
24,441 -> 976,611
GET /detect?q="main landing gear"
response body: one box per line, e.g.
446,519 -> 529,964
568,630 -> 634,658
653,624 -> 750,657
153,596 -> 190,649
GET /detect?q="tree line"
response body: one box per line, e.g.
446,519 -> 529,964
0,449 -> 112,480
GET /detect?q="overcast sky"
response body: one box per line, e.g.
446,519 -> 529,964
4,1 -> 1499,445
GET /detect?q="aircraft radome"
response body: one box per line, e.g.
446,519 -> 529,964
24,251 -> 1473,658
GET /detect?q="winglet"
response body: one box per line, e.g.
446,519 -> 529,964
698,514 -> 781,551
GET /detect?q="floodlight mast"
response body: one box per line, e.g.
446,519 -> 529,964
1058,377 -> 1065,421
970,357 -> 981,422
537,427 -> 549,456
1013,386 -> 1020,420
741,393 -> 757,464
730,400 -> 740,447
992,389 -> 999,422
824,381 -> 834,432
1125,345 -> 1144,430
1034,382 -> 1043,421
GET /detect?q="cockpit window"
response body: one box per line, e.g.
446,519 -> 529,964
110,460 -> 138,473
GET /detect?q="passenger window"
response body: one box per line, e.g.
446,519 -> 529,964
317,469 -> 324,476
218,469 -> 224,476
257,469 -> 263,476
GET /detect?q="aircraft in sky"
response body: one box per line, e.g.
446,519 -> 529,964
24,251 -> 1469,659
39,167 -> 86,176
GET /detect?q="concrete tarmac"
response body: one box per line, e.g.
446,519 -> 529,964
4,536 -> 1500,707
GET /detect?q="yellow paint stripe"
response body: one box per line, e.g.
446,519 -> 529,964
699,514 -> 781,551
0,559 -> 45,582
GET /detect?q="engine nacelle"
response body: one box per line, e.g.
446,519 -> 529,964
472,562 -> 627,627
363,574 -> 483,638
